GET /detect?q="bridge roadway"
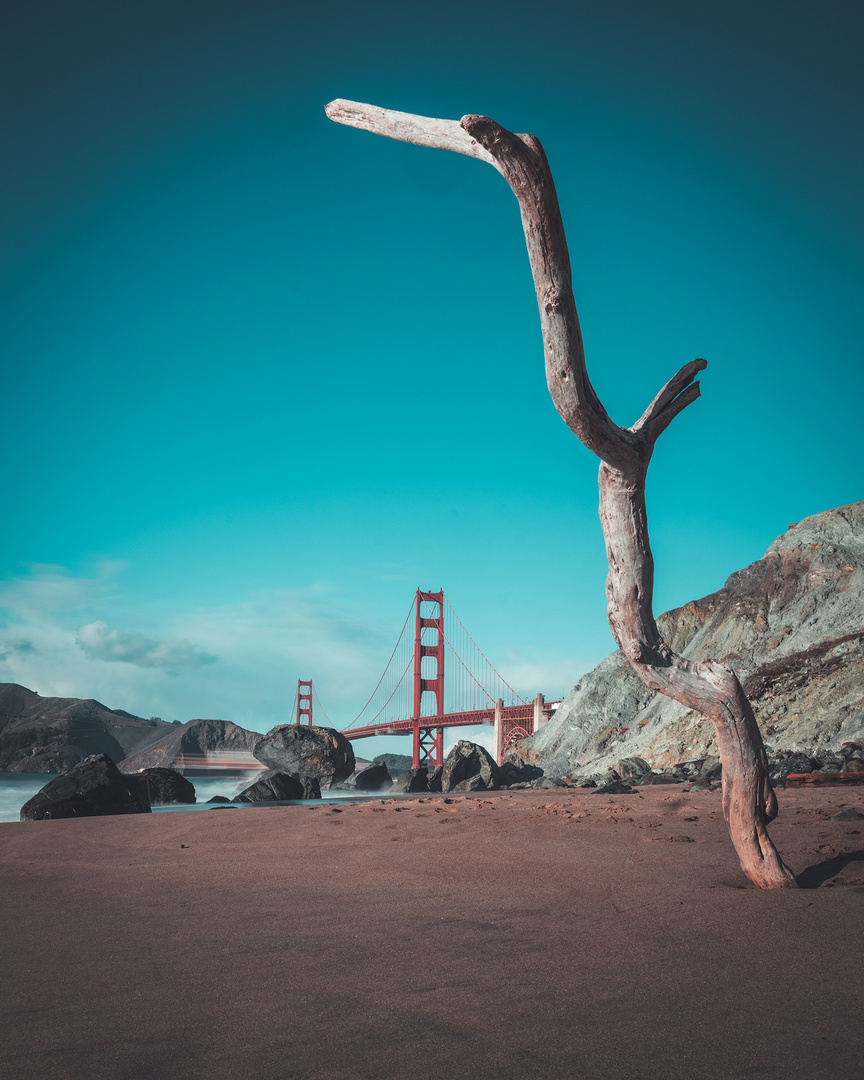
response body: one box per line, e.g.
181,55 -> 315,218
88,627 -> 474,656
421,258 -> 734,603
342,703 -> 539,742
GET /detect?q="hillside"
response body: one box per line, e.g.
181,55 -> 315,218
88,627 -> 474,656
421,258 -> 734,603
0,685 -> 176,773
118,718 -> 262,772
519,501 -> 864,778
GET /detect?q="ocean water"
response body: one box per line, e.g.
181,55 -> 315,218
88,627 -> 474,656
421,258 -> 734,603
0,773 -> 400,824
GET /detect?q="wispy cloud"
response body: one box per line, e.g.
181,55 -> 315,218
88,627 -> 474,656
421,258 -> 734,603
76,621 -> 218,672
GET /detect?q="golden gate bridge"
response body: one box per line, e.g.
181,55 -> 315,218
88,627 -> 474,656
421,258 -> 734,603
293,590 -> 556,769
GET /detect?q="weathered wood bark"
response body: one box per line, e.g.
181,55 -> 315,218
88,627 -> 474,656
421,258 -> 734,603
326,99 -> 798,888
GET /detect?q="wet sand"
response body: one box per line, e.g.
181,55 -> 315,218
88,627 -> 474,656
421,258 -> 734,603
2,785 -> 863,1080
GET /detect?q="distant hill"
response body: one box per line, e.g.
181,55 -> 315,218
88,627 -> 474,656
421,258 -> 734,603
0,685 -> 177,773
519,502 -> 864,778
118,718 -> 262,773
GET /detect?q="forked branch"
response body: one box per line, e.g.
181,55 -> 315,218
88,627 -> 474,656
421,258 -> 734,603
327,99 -> 797,888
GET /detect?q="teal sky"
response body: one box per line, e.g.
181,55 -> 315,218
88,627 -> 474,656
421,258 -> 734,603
1,1 -> 862,755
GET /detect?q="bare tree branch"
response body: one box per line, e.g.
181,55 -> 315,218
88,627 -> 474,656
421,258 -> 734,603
327,99 -> 798,888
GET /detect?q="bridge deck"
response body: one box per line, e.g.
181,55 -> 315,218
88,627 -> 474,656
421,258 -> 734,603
343,705 -> 534,740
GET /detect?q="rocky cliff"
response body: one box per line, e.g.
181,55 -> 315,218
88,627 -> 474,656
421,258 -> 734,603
118,717 -> 262,772
519,502 -> 864,779
0,685 -> 176,773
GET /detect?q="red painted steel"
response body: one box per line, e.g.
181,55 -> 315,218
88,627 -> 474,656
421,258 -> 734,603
345,704 -> 538,741
785,771 -> 864,787
411,590 -> 445,768
297,679 -> 313,725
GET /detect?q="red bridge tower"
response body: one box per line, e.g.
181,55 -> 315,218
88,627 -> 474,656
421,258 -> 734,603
412,589 -> 445,769
296,680 -> 313,725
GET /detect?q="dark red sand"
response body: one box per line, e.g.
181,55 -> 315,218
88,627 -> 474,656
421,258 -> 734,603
2,786 -> 862,1080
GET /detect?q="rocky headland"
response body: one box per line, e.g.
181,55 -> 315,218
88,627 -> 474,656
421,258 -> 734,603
0,684 -> 179,773
518,501 -> 864,781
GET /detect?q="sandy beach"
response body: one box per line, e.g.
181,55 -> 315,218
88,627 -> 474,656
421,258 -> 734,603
2,785 -> 863,1080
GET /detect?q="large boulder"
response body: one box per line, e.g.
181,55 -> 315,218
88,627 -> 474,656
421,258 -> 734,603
21,754 -> 151,821
133,767 -> 196,805
440,740 -> 504,793
253,725 -> 355,791
353,761 -> 391,791
233,770 -> 321,803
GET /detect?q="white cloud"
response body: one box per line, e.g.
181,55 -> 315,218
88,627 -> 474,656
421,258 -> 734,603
76,621 -> 218,671
0,564 -> 116,620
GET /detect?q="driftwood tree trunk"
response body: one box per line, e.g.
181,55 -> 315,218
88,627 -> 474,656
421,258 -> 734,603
326,99 -> 798,889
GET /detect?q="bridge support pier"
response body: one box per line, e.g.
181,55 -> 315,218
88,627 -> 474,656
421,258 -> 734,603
412,723 -> 444,770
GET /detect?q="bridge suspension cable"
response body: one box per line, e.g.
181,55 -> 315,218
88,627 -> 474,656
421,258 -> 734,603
344,589 -> 527,730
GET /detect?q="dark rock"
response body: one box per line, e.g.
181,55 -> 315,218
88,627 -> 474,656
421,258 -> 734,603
373,753 -> 413,775
499,760 -> 545,785
440,740 -> 504,793
687,778 -> 716,791
534,776 -> 563,789
233,770 -> 321,803
564,775 -> 597,788
353,761 -> 391,791
451,774 -> 487,792
21,754 -> 152,820
390,766 -> 429,794
427,766 -> 443,792
637,773 -> 680,785
814,750 -> 845,772
591,779 -> 635,795
207,795 -> 232,804
133,767 -> 196,805
770,753 -> 820,780
253,725 -> 355,791
834,808 -> 864,820
843,759 -> 864,772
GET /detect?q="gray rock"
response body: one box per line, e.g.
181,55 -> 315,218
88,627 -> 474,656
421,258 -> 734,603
451,774 -> 488,792
591,779 -> 634,795
21,754 -> 151,820
253,725 -> 355,791
353,761 -> 391,791
233,770 -> 320,802
613,756 -> 652,781
390,766 -> 429,794
427,766 -> 443,792
700,756 -> 722,781
440,740 -> 504,793
687,778 -> 715,791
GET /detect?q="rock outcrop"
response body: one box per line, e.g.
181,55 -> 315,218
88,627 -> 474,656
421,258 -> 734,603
519,502 -> 864,780
20,754 -> 151,820
118,718 -> 262,773
253,725 -> 355,791
0,685 -> 176,773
